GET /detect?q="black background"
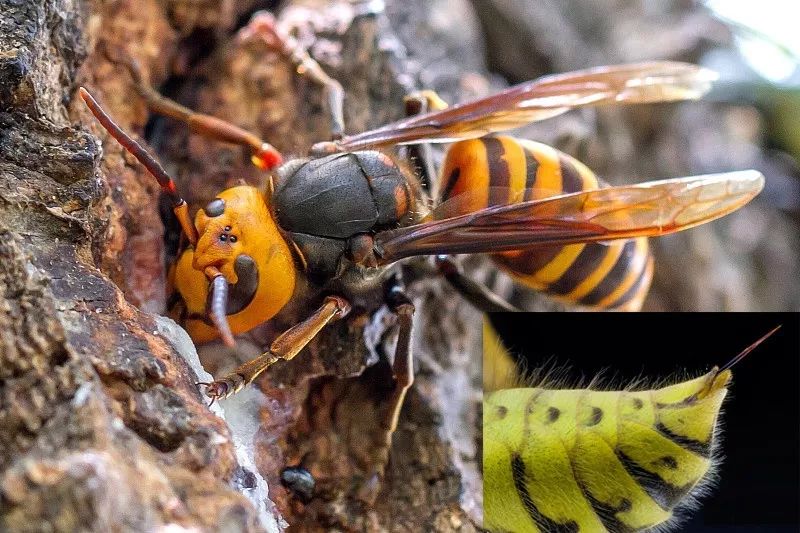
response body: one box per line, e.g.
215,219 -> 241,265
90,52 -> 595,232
489,312 -> 799,532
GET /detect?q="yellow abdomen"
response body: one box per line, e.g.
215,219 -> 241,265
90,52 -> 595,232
484,372 -> 728,532
440,137 -> 653,310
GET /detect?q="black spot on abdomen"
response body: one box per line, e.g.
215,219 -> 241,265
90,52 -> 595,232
586,407 -> 603,426
658,456 -> 679,470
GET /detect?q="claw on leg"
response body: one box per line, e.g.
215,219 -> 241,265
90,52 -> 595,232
197,378 -> 238,407
196,295 -> 351,408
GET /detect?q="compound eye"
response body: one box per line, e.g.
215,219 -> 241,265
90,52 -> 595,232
205,198 -> 225,217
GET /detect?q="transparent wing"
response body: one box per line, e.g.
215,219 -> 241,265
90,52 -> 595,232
374,171 -> 764,263
338,62 -> 717,150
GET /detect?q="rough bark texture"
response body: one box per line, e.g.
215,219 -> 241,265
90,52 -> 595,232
0,1 -> 271,530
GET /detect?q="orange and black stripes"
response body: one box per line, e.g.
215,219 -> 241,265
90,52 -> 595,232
522,149 -> 540,200
440,136 -> 653,310
484,137 -> 512,192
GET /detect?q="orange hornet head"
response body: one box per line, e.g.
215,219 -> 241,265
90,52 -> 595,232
77,88 -> 294,347
172,185 -> 296,345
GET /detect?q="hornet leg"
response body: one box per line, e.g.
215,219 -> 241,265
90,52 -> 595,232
200,295 -> 351,402
116,53 -> 283,170
240,11 -> 345,141
435,255 -> 520,313
358,276 -> 416,502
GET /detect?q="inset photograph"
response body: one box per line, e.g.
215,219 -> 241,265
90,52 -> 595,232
484,313 -> 799,532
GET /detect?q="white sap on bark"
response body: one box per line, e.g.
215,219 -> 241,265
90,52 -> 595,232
154,316 -> 284,533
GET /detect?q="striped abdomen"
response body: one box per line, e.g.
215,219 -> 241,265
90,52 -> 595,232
439,136 -> 653,310
483,371 -> 729,532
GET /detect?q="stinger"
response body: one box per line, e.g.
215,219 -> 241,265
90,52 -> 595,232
717,325 -> 781,374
